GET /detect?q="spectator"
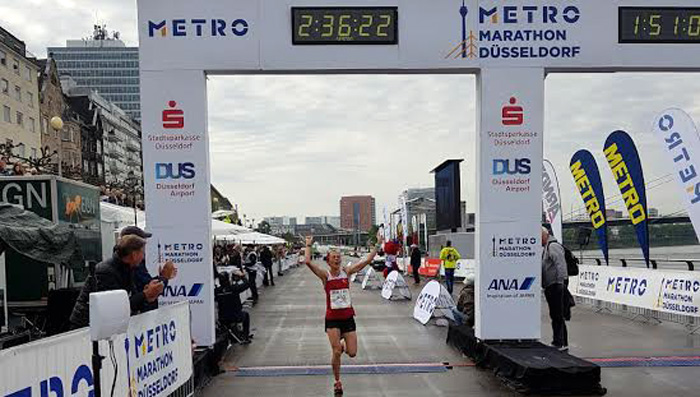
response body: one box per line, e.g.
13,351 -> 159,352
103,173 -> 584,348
121,226 -> 177,312
383,239 -> 401,278
456,274 -> 475,327
216,271 -> 253,344
228,245 -> 243,269
439,241 -> 461,294
542,227 -> 569,351
69,235 -> 163,328
244,247 -> 259,303
0,158 -> 11,176
410,244 -> 421,285
12,162 -> 25,176
276,245 -> 285,277
260,246 -> 274,286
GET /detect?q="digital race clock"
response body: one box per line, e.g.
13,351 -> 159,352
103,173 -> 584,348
619,7 -> 700,43
292,7 -> 398,45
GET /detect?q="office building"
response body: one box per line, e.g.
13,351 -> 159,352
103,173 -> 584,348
63,77 -> 142,186
0,26 -> 42,160
48,26 -> 141,121
340,195 -> 376,231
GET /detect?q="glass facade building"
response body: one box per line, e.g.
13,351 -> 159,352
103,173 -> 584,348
48,39 -> 140,122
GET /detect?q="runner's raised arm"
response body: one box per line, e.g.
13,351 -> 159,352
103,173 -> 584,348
304,235 -> 328,282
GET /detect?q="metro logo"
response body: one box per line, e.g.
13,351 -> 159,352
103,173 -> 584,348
479,5 -> 581,24
570,160 -> 605,229
604,143 -> 646,225
148,19 -> 249,38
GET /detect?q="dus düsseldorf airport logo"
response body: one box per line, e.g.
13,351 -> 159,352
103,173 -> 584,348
148,18 -> 249,38
445,1 -> 582,61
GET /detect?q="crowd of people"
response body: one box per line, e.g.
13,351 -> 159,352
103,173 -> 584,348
0,156 -> 38,176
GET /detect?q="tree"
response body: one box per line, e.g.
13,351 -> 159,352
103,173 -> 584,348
367,224 -> 380,245
256,220 -> 271,235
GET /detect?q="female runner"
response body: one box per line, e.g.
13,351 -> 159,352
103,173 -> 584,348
304,233 -> 383,395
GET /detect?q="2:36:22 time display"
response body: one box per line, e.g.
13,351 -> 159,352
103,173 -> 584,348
292,8 -> 398,45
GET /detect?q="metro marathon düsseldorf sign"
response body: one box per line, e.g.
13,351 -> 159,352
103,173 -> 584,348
447,4 -> 582,60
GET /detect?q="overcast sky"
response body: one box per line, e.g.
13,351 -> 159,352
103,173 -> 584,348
4,1 -> 700,224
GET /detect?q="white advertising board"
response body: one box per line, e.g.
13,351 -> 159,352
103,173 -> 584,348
138,0 -> 700,73
381,270 -> 400,300
570,265 -> 700,317
140,69 -> 215,346
475,68 -> 543,340
0,303 -> 192,397
414,280 -> 442,325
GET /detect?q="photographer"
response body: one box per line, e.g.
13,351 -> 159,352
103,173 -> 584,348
216,270 -> 253,344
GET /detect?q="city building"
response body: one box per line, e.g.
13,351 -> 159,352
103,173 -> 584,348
0,26 -> 42,161
605,209 -> 624,219
264,216 -> 297,226
340,195 -> 376,231
36,57 -> 82,177
402,188 -> 437,234
48,26 -> 141,121
62,77 -> 142,186
305,216 -> 323,225
648,208 -> 660,218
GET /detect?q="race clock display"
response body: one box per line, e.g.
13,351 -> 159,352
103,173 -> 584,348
292,7 -> 398,45
619,7 -> 700,43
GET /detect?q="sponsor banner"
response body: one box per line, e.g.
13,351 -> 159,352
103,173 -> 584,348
0,178 -> 53,221
57,181 -> 101,231
570,149 -> 609,265
542,159 -> 563,240
570,265 -> 700,317
0,303 -> 192,397
141,69 -> 214,346
603,131 -> 650,266
652,109 -> 700,243
414,280 -> 442,325
381,270 -> 400,300
419,258 -> 442,277
476,68 -> 542,340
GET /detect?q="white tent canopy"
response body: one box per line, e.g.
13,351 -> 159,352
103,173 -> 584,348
212,219 -> 251,235
216,231 -> 286,245
211,209 -> 236,219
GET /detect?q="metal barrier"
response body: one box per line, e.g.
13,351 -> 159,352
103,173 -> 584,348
169,375 -> 195,397
574,295 -> 699,335
579,256 -> 697,271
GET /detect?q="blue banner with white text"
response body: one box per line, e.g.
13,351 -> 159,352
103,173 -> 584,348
570,150 -> 609,265
604,130 -> 650,267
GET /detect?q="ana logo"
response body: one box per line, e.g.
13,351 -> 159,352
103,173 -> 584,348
493,158 -> 531,175
163,101 -> 184,129
502,97 -> 524,125
163,283 -> 204,298
488,277 -> 536,291
155,162 -> 196,180
148,19 -> 249,38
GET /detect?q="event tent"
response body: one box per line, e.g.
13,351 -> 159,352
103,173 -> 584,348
211,219 -> 250,235
216,231 -> 286,245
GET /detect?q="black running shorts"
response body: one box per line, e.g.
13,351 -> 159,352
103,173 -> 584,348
325,317 -> 356,334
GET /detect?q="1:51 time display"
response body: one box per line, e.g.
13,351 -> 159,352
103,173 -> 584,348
619,7 -> 700,43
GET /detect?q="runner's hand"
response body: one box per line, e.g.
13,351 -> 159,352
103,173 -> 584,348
376,230 -> 385,246
159,260 -> 177,280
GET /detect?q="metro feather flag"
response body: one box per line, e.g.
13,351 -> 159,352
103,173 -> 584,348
570,150 -> 609,265
652,108 -> 700,243
542,159 -> 563,240
603,131 -> 650,267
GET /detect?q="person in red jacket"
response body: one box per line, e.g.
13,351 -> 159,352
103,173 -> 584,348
382,238 -> 401,278
303,232 -> 383,396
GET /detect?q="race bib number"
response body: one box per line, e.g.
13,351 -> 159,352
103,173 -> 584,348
330,288 -> 352,310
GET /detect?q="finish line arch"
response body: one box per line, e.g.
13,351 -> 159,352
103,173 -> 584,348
137,0 -> 700,345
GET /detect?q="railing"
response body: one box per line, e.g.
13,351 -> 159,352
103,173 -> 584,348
169,375 -> 195,397
578,256 -> 697,271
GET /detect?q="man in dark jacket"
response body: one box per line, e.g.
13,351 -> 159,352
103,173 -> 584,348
410,244 -> 422,285
121,226 -> 177,312
216,271 -> 253,344
542,227 -> 569,351
244,247 -> 259,303
260,246 -> 274,286
69,235 -> 164,328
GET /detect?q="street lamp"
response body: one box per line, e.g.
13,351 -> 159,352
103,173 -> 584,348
50,116 -> 64,177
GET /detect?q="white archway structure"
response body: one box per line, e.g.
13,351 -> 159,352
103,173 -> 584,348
138,0 -> 700,345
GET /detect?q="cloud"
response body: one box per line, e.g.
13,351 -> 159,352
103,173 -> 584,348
3,3 -> 700,223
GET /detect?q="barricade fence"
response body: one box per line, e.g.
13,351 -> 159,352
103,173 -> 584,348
569,265 -> 700,334
0,302 -> 194,397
